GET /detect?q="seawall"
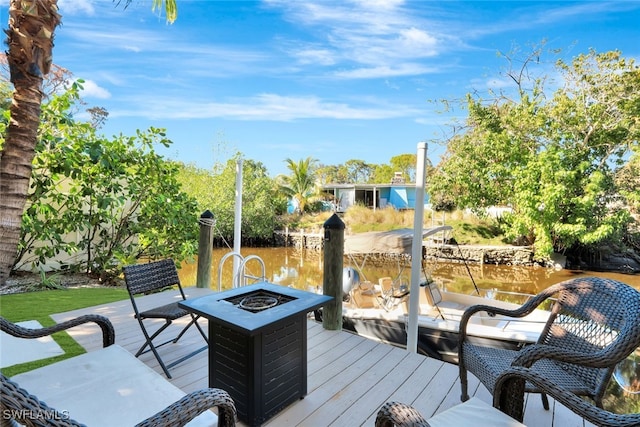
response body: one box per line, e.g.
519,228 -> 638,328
273,230 -> 537,267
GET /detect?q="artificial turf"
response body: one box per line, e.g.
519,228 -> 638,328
0,288 -> 128,376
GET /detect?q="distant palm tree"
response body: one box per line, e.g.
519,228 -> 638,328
0,0 -> 177,286
278,157 -> 319,214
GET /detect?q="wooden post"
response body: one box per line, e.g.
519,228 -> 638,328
197,210 -> 214,288
322,213 -> 344,330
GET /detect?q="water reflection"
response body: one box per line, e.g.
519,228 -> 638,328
178,246 -> 640,295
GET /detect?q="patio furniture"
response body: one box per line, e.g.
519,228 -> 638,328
375,397 -> 526,427
0,314 -> 114,347
459,277 -> 640,411
494,366 -> 640,427
0,315 -> 236,427
123,258 -> 209,378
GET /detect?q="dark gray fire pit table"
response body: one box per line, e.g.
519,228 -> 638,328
179,282 -> 333,426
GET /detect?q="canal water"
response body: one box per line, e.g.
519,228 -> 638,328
178,246 -> 640,298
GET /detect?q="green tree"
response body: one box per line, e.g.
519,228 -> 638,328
177,157 -> 287,244
615,150 -> 640,214
0,0 -> 180,286
277,157 -> 319,214
390,153 -> 417,182
0,82 -> 11,114
316,164 -> 348,184
345,159 -> 372,183
431,48 -> 639,258
16,85 -> 198,280
370,164 -> 395,184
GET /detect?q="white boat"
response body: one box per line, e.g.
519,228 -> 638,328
330,226 -> 551,364
340,274 -> 550,363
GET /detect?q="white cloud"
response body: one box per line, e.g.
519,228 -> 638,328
293,48 -> 337,66
109,93 -> 423,122
265,0 -> 453,78
334,64 -> 438,79
351,0 -> 406,10
399,27 -> 438,51
77,79 -> 111,99
58,0 -> 96,16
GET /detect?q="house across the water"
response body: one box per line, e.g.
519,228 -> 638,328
321,173 -> 429,212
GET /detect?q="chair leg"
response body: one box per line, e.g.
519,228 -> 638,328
135,320 -> 172,357
172,314 -> 209,345
135,314 -> 209,379
134,319 -> 174,378
149,342 -> 173,379
193,315 -> 209,344
541,393 -> 549,410
173,316 -> 196,343
460,365 -> 469,401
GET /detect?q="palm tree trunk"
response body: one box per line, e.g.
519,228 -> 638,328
0,0 -> 60,286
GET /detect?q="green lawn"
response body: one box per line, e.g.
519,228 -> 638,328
0,288 -> 129,377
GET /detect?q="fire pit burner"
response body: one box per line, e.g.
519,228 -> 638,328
224,289 -> 297,313
239,295 -> 278,311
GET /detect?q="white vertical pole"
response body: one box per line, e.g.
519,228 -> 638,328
233,159 -> 243,287
407,142 -> 427,353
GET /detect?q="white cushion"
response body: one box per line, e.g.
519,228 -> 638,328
11,345 -> 217,427
428,397 -> 526,427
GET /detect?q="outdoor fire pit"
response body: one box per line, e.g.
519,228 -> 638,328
179,282 -> 332,426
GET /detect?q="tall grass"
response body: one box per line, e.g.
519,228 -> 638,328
290,206 -> 507,244
344,205 -> 414,232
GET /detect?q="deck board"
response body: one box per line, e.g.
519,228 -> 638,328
49,286 -> 592,427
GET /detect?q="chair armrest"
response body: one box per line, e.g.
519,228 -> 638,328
134,388 -> 237,427
458,288 -> 554,343
375,401 -> 430,427
511,344 -> 615,369
493,367 -> 640,427
0,315 -> 115,348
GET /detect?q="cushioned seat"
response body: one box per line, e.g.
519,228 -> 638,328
12,345 -> 219,426
0,315 -> 236,427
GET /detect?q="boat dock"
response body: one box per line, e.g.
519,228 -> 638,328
51,287 -> 593,426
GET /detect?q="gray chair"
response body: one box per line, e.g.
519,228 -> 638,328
123,259 -> 208,378
494,366 -> 640,427
459,277 -> 640,411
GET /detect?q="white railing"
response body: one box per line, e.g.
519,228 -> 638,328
217,251 -> 267,291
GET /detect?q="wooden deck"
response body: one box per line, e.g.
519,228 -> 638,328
51,287 -> 594,427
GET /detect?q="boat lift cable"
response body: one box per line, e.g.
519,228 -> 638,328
454,240 -> 480,295
212,221 -> 234,252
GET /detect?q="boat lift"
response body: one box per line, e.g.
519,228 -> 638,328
217,251 -> 267,291
214,159 -> 267,291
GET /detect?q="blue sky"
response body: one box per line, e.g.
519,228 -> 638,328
2,1 -> 639,177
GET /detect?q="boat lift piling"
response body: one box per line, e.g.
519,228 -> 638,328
322,213 -> 345,330
196,210 -> 215,288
